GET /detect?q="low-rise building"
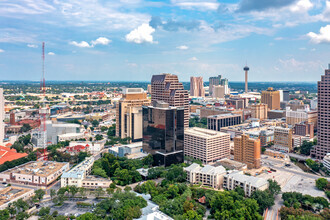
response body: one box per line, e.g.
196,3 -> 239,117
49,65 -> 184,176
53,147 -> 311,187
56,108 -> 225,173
264,149 -> 288,160
81,175 -> 111,189
184,163 -> 227,189
184,127 -> 230,164
207,114 -> 241,131
215,158 -> 247,171
69,141 -> 105,155
61,157 -> 94,188
223,171 -> 269,197
0,145 -> 28,165
108,142 -> 148,159
273,127 -> 293,152
0,186 -> 34,210
322,153 -> 330,171
292,135 -> 310,149
0,161 -> 69,187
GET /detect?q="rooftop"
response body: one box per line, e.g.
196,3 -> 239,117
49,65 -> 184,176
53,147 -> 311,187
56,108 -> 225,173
207,113 -> 241,119
0,186 -> 34,207
184,163 -> 226,175
185,127 -> 229,139
1,161 -> 68,177
224,171 -> 269,188
62,157 -> 94,179
0,145 -> 28,165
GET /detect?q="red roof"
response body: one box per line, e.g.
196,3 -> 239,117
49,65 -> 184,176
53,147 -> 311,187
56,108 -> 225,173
0,146 -> 28,165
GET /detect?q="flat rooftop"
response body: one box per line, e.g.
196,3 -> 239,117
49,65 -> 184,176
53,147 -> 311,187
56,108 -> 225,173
185,127 -> 229,138
1,161 -> 68,177
0,186 -> 33,207
207,113 -> 241,119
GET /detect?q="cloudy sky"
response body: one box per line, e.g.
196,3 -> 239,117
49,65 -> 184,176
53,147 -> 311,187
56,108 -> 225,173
1,0 -> 330,82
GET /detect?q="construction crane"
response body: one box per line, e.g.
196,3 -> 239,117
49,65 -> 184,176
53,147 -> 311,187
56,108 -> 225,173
38,42 -> 48,161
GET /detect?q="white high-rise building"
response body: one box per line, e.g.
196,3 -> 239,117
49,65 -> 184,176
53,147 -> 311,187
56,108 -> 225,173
0,88 -> 4,144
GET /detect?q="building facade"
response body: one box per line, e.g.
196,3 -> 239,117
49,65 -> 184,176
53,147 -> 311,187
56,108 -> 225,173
234,135 -> 261,169
190,77 -> 205,97
250,103 -> 268,120
184,127 -> 230,164
294,122 -> 314,138
184,163 -> 226,189
116,88 -> 150,142
273,127 -> 293,152
142,101 -> 184,166
207,114 -> 241,131
212,85 -> 225,99
151,74 -> 189,127
261,87 -> 280,110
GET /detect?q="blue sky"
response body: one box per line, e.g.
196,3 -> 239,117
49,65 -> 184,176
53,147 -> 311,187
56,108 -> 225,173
1,0 -> 330,82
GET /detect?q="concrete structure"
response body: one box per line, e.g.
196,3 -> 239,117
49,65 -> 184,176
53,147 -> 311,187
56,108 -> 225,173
292,135 -> 310,149
190,77 -> 205,97
109,142 -> 148,159
0,161 -> 69,187
261,87 -> 280,110
268,110 -> 285,119
81,175 -> 111,189
223,171 -> 269,197
151,74 -> 189,127
273,127 -> 293,152
294,122 -> 314,138
61,157 -> 94,188
0,88 -> 4,144
184,163 -> 226,189
200,107 -> 243,119
0,186 -> 34,210
286,107 -> 317,127
184,127 -> 230,164
212,85 -> 225,99
209,75 -> 221,96
283,90 -> 290,102
207,114 -> 241,131
310,98 -> 317,110
234,135 -> 261,169
259,130 -> 274,146
116,88 -> 150,142
322,153 -> 330,171
264,149 -> 288,160
311,65 -> 330,159
250,103 -> 268,120
142,101 -> 184,166
215,158 -> 247,170
244,65 -> 249,93
69,141 -> 105,155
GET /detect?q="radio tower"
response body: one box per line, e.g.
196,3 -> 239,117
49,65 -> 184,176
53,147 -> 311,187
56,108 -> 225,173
39,42 -> 48,161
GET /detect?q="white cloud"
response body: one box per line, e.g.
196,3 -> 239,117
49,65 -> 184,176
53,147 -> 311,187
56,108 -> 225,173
177,45 -> 189,50
274,37 -> 283,40
0,0 -> 55,16
91,37 -> 111,46
0,49 -> 4,53
299,47 -> 306,50
48,52 -> 55,55
290,0 -> 313,13
171,0 -> 219,11
307,25 -> 330,44
70,41 -> 92,48
70,37 -> 111,48
125,23 -> 155,44
189,56 -> 198,61
27,44 -> 38,48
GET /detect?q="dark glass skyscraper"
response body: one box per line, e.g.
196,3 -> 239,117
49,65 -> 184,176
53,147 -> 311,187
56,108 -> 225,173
142,101 -> 184,166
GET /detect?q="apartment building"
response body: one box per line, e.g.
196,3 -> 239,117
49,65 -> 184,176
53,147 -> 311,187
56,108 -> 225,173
184,127 -> 230,164
250,103 -> 268,120
0,161 -> 69,187
223,171 -> 269,197
273,127 -> 293,152
184,163 -> 227,189
207,114 -> 241,131
234,135 -> 261,169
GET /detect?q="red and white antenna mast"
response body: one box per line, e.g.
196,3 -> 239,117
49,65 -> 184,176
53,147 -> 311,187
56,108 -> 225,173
39,42 -> 48,161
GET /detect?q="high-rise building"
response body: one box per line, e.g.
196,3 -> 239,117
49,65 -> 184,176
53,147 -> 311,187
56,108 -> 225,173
190,77 -> 205,97
273,127 -> 293,152
212,85 -> 225,99
311,65 -> 330,159
142,101 -> 184,166
184,127 -> 230,164
116,88 -> 150,142
0,88 -> 4,144
151,74 -> 189,127
250,103 -> 268,120
294,122 -> 314,138
283,90 -> 290,102
234,134 -> 261,169
207,114 -> 241,131
209,75 -> 221,96
261,87 -> 280,110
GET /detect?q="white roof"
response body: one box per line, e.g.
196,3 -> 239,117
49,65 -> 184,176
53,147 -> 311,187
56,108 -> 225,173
224,171 -> 268,188
184,163 -> 226,175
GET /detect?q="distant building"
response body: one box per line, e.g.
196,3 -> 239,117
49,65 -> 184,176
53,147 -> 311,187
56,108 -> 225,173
207,114 -> 241,131
212,85 -> 225,99
294,122 -> 314,138
0,186 -> 34,210
234,134 -> 261,169
250,103 -> 268,120
209,75 -> 221,96
142,101 -> 184,166
109,142 -> 148,159
200,107 -> 243,119
223,171 -> 269,197
184,163 -> 227,189
0,88 -> 4,144
190,77 -> 205,97
225,98 -> 247,109
0,161 -> 69,187
116,88 -> 150,142
151,73 -> 189,127
259,130 -> 274,146
283,90 -> 290,102
273,127 -> 293,152
268,110 -> 285,119
68,141 -> 105,155
261,87 -> 280,110
184,127 -> 230,164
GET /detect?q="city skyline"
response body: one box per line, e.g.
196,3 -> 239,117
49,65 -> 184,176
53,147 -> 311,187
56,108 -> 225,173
1,0 -> 330,82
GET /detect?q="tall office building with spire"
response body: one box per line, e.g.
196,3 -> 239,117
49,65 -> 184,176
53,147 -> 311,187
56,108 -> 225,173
190,76 -> 205,97
311,64 -> 330,159
151,74 -> 189,127
244,65 -> 249,93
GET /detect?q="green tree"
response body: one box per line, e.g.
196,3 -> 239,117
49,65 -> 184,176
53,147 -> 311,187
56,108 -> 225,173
79,187 -> 87,197
38,207 -> 50,216
95,134 -> 103,141
252,190 -> 275,213
69,185 -> 79,197
268,179 -> 281,195
92,167 -> 108,178
300,141 -> 314,155
0,209 -> 10,220
77,212 -> 98,220
16,212 -> 29,220
34,189 -> 45,201
21,124 -> 32,132
316,178 -> 328,190
142,154 -> 153,167
94,187 -> 105,198
91,120 -> 99,127
50,189 -> 56,200
78,152 -> 90,163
